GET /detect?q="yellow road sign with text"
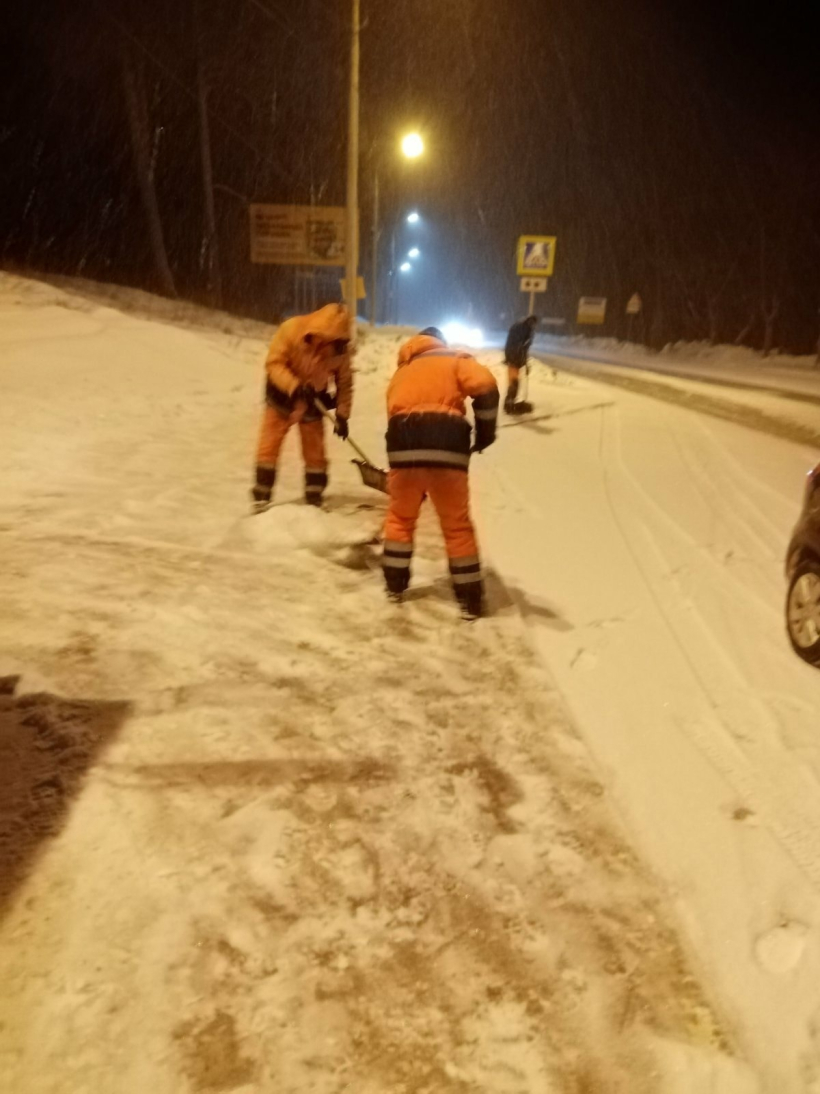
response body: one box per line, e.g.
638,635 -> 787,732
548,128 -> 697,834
517,235 -> 557,278
250,204 -> 348,266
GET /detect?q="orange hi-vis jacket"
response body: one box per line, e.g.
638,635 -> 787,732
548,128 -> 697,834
264,304 -> 353,419
386,334 -> 499,470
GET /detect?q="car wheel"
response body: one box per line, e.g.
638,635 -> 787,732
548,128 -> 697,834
786,559 -> 820,665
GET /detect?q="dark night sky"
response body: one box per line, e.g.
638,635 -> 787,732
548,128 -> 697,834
1,0 -> 818,349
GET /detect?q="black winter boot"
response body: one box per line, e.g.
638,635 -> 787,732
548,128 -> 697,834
304,469 -> 328,506
454,582 -> 485,620
503,379 -> 519,415
251,466 -> 276,513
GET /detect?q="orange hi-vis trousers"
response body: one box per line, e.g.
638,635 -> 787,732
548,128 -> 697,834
254,404 -> 327,503
382,468 -> 482,602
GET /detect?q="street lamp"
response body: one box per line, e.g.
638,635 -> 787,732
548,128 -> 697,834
408,247 -> 420,259
370,135 -> 425,327
400,262 -> 412,273
407,212 -> 420,225
346,0 -> 361,337
401,132 -> 424,159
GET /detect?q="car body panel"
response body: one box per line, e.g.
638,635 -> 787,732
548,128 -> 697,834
786,463 -> 820,577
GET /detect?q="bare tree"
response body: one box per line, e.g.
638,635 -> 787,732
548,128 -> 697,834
193,0 -> 222,307
120,43 -> 176,297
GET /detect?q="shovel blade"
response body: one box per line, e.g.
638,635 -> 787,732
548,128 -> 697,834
352,459 -> 389,494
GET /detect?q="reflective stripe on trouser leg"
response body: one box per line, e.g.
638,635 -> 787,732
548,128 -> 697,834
382,540 -> 413,595
255,405 -> 293,502
449,556 -> 484,614
382,471 -> 427,596
304,468 -> 328,497
449,555 -> 481,583
426,470 -> 482,610
449,555 -> 483,592
253,464 -> 277,503
299,418 -> 328,501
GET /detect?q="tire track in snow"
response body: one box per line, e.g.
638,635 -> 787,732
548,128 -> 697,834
596,400 -> 787,629
600,403 -> 820,891
548,354 -> 820,451
690,415 -> 803,539
669,426 -> 781,564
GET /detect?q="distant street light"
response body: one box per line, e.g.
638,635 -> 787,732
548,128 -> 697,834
407,212 -> 420,225
408,247 -> 420,259
400,262 -> 412,273
401,132 -> 424,159
370,136 -> 425,327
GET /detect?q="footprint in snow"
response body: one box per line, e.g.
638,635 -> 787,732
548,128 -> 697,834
754,921 -> 809,974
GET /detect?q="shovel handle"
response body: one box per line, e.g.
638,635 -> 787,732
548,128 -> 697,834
312,399 -> 377,467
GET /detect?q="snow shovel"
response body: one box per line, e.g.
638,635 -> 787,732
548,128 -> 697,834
313,400 -> 388,494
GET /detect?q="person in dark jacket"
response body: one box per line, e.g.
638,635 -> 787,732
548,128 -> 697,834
503,315 -> 538,413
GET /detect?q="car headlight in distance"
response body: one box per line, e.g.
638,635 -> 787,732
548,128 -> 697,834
442,321 -> 484,349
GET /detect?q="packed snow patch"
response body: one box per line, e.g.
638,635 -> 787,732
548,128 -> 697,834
0,272 -> 750,1093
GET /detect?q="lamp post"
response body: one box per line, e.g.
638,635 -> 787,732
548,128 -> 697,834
370,133 -> 424,327
345,0 -> 360,337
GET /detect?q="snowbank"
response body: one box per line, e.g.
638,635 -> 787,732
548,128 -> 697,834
543,332 -> 819,375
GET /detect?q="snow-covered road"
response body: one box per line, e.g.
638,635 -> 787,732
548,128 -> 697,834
477,360 -> 820,1091
2,273 -> 819,1092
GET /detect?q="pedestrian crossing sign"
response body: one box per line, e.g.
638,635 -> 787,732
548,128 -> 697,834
517,235 -> 557,277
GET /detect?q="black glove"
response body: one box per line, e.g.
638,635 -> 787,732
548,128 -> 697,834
334,415 -> 349,441
473,422 -> 496,453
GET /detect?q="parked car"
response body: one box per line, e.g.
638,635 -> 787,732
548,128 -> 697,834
785,462 -> 820,665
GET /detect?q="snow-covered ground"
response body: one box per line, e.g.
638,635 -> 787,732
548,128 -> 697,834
534,333 -> 820,402
473,359 -> 820,1092
533,349 -> 820,451
1,273 -> 819,1092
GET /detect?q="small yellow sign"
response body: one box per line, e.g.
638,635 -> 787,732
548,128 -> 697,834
577,297 -> 607,325
340,276 -> 366,300
517,235 -> 557,278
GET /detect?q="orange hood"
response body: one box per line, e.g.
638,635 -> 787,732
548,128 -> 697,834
397,334 -> 446,367
301,303 -> 351,343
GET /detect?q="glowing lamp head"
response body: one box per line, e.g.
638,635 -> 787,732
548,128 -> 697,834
401,132 -> 424,159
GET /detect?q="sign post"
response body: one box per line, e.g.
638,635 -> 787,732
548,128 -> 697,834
517,235 -> 556,316
520,276 -> 548,316
626,292 -> 642,343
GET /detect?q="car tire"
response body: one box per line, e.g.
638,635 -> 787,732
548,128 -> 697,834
786,559 -> 820,665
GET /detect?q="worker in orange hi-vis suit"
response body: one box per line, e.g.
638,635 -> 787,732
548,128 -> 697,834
383,327 -> 499,619
252,304 -> 353,511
